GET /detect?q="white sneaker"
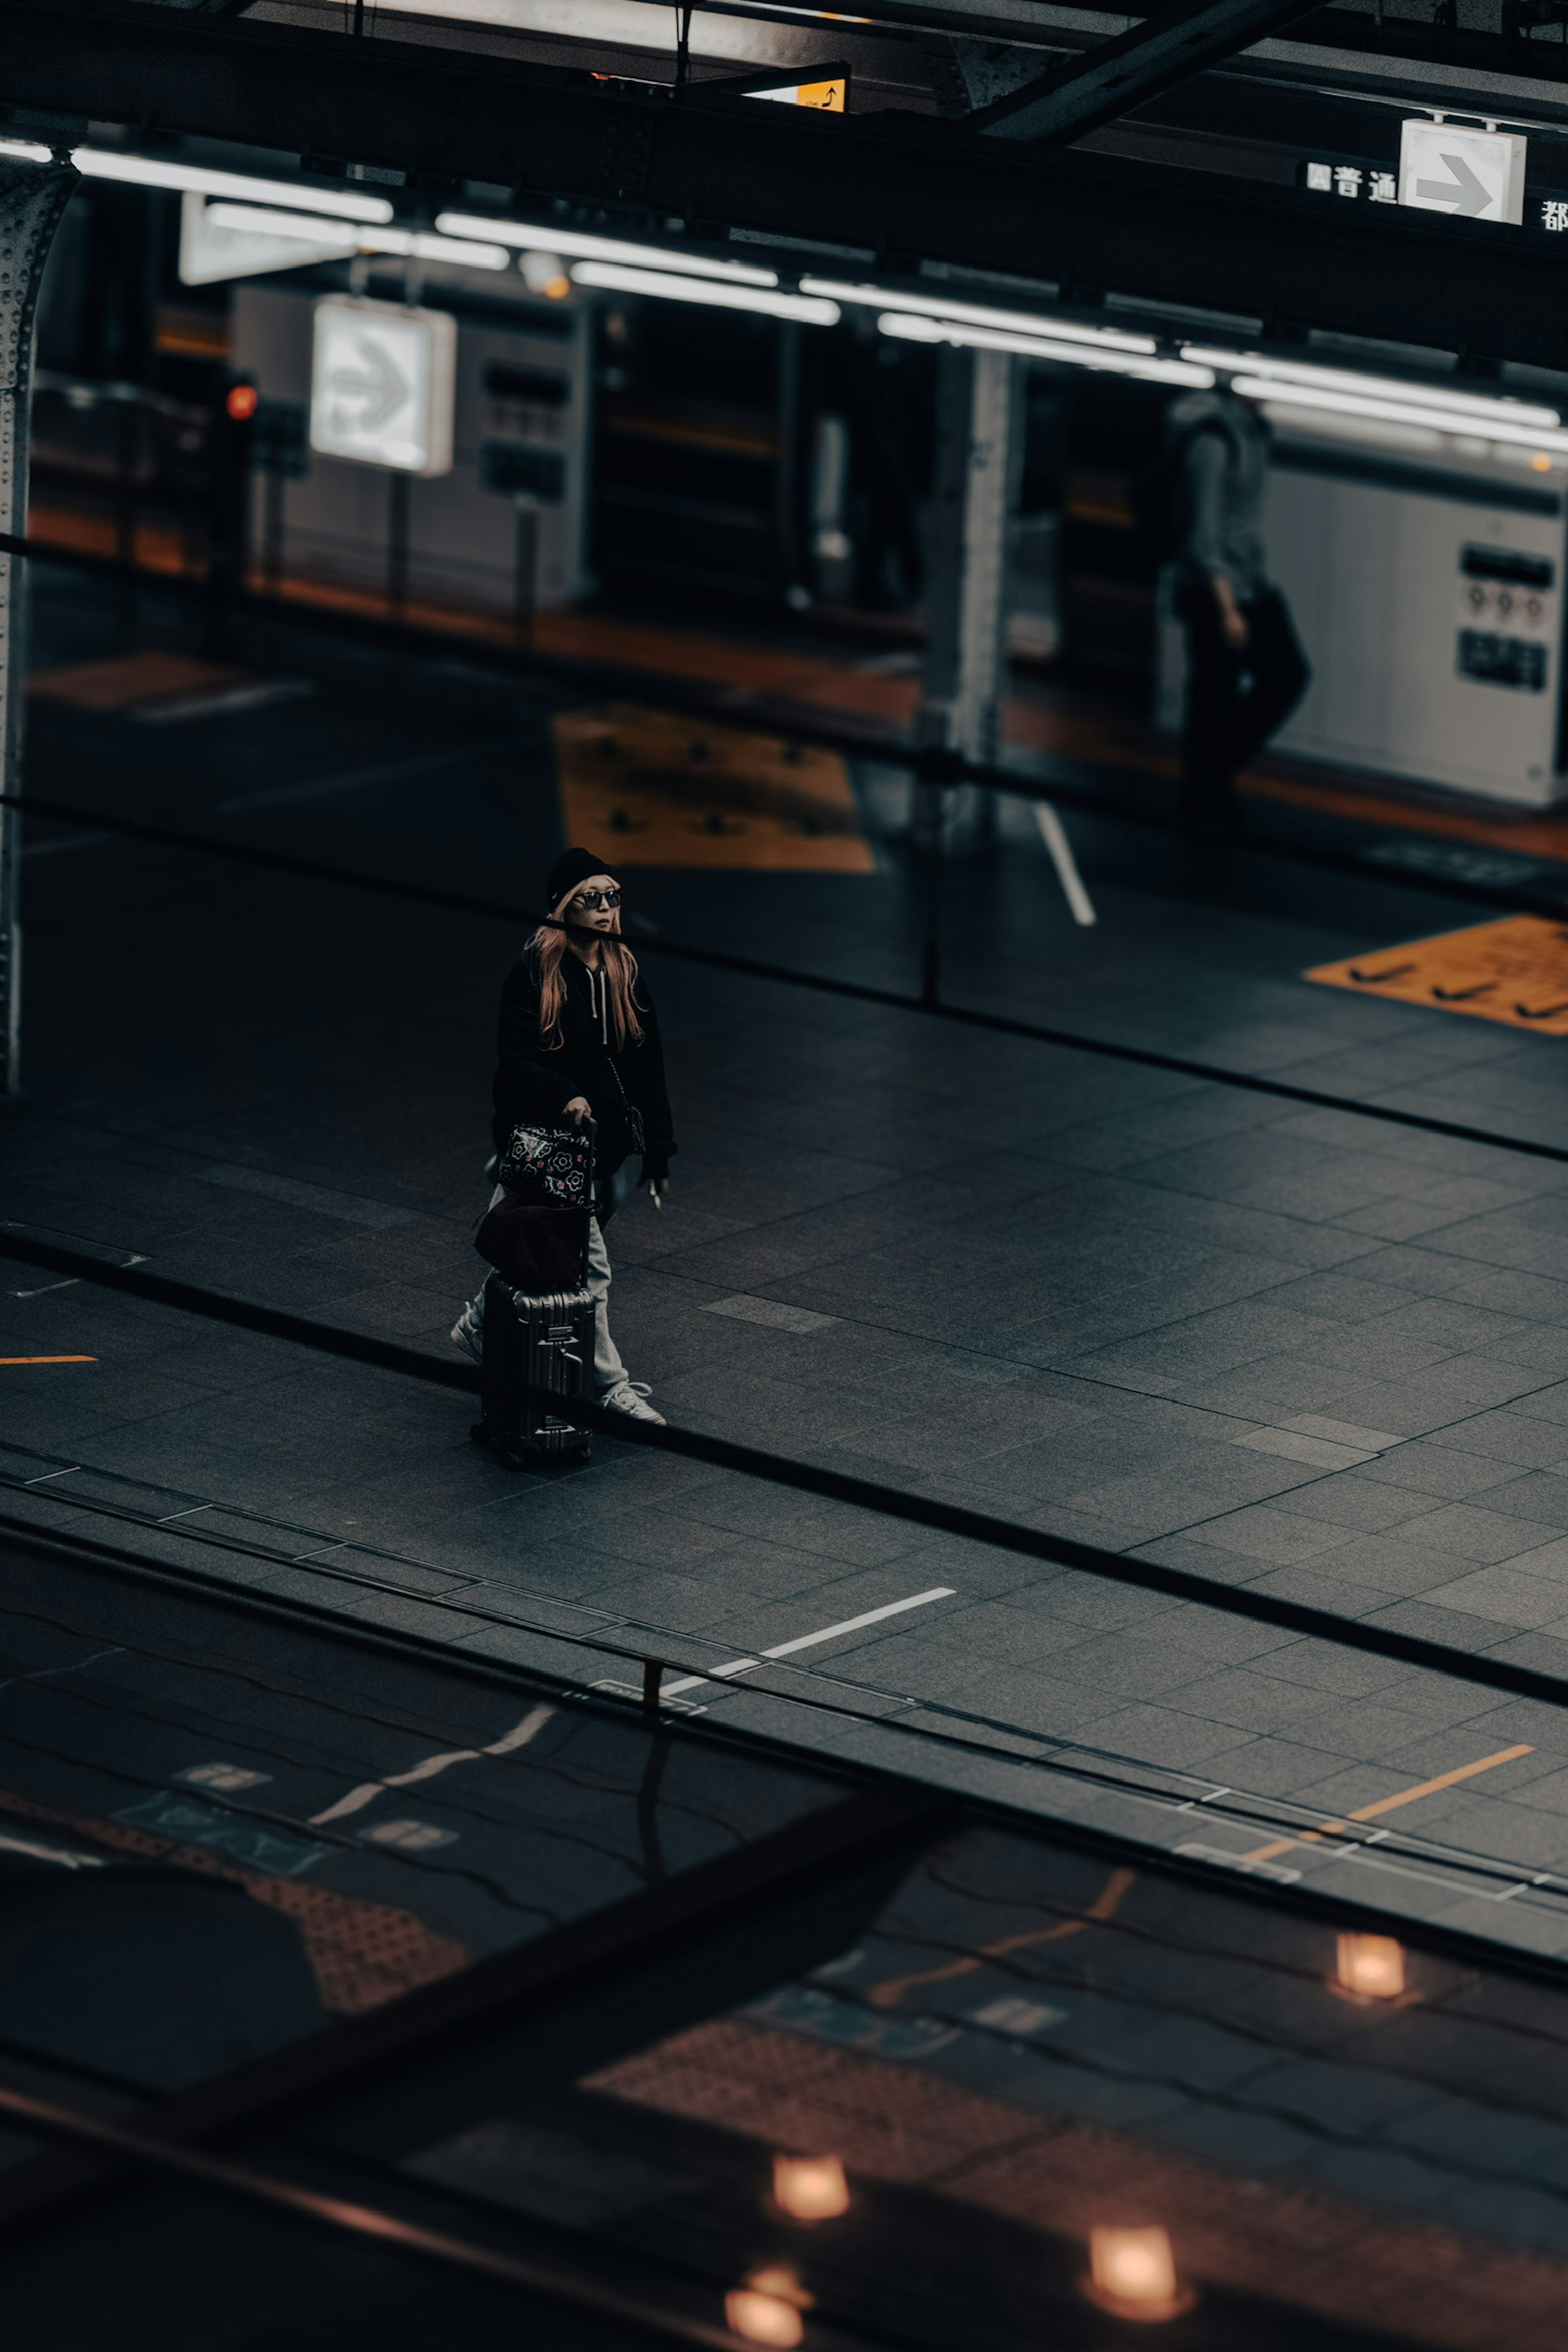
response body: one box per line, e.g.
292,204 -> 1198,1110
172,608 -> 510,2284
598,1379 -> 666,1424
450,1304 -> 484,1365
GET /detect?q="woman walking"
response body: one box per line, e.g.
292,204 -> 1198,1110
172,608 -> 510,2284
452,847 -> 675,1423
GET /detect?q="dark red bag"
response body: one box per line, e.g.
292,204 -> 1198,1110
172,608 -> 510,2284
474,1195 -> 587,1294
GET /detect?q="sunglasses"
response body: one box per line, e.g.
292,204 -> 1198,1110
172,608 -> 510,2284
570,886 -> 623,911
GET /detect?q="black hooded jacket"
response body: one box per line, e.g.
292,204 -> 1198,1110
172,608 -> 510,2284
491,947 -> 676,1184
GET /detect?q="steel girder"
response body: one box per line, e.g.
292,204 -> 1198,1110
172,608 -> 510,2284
969,0 -> 1356,141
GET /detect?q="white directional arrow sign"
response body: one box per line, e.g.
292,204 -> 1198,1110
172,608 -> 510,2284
309,297 -> 456,477
328,338 -> 411,436
1399,120 -> 1527,227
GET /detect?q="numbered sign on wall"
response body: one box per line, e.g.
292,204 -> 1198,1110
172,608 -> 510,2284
309,297 -> 457,476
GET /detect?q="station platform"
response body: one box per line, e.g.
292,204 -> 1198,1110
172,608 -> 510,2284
12,564 -> 1568,1971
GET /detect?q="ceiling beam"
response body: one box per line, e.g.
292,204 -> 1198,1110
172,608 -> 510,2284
0,0 -> 1564,366
968,0 -> 1357,141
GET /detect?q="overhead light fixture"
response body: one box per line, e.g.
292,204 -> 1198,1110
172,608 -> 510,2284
1332,1932 -> 1407,2002
519,249 -> 572,298
569,260 -> 838,323
1182,345 -> 1560,429
74,148 -> 396,223
802,277 -> 1155,354
772,2154 -> 851,2222
437,210 -> 778,283
1228,373 -> 1568,453
206,203 -> 508,270
877,311 -> 1213,388
1083,2227 -> 1195,2323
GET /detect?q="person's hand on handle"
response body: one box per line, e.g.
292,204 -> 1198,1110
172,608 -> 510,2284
564,1096 -> 593,1126
1212,573 -> 1249,653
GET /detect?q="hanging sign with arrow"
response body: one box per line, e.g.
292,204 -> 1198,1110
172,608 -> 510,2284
1399,120 -> 1527,227
309,296 -> 457,477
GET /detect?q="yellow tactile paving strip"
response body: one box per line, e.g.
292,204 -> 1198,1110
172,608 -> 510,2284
1307,913 -> 1568,1035
552,702 -> 875,871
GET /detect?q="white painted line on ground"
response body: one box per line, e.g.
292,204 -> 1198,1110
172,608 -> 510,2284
0,1830 -> 106,1871
195,1164 -> 413,1230
309,1702 -> 555,1825
217,733 -> 532,814
22,831 -> 115,860
659,1587 -> 956,1700
1032,802 -> 1097,927
1231,1427 -> 1377,1470
702,1295 -> 838,1333
1283,1413 -> 1406,1452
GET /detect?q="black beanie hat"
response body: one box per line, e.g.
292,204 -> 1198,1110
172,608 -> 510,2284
545,846 -> 618,911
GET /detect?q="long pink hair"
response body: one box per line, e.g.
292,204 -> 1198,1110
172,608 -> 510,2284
530,890 -> 645,1050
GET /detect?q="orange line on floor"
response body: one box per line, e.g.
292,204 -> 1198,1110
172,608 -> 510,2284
0,1355 -> 97,1365
866,1863 -> 1138,2008
30,504 -> 190,578
1243,770 -> 1568,862
1244,1743 -> 1534,1864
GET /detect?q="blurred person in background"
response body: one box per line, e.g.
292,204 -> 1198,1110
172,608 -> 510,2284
1168,379 -> 1310,840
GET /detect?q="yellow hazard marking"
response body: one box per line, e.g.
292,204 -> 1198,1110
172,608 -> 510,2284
866,1863 -> 1137,2008
1243,1742 -> 1532,1864
553,703 -> 875,872
0,1355 -> 97,1365
1307,913 -> 1568,1034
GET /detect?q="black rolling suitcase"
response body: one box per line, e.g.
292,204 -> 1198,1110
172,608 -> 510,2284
472,1272 -> 594,1467
470,1118 -> 597,1468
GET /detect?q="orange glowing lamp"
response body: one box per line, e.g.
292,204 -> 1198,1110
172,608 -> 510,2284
1084,2227 -> 1196,2322
1334,1932 -> 1406,2001
726,2266 -> 811,2346
225,382 -> 259,421
772,2154 -> 851,2222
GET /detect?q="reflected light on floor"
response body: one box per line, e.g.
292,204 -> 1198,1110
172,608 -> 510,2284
1084,2226 -> 1196,2322
773,2154 -> 851,2221
726,2266 -> 810,2346
1334,1932 -> 1406,2001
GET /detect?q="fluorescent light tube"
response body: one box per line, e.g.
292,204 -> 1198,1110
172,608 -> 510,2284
207,202 -> 507,270
1183,346 -> 1560,429
803,277 -> 1155,353
877,311 -> 1213,386
75,150 -> 395,222
438,212 -> 777,283
1228,373 -> 1568,451
569,260 -> 838,321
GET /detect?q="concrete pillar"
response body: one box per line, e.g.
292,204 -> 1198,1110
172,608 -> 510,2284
919,342 -> 1022,780
0,157 -> 79,1096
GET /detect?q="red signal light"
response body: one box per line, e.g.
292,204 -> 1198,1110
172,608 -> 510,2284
225,383 -> 259,421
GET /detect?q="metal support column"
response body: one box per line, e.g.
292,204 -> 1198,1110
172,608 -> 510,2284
917,342 -> 1096,929
0,156 -> 79,1099
920,343 -> 1018,778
